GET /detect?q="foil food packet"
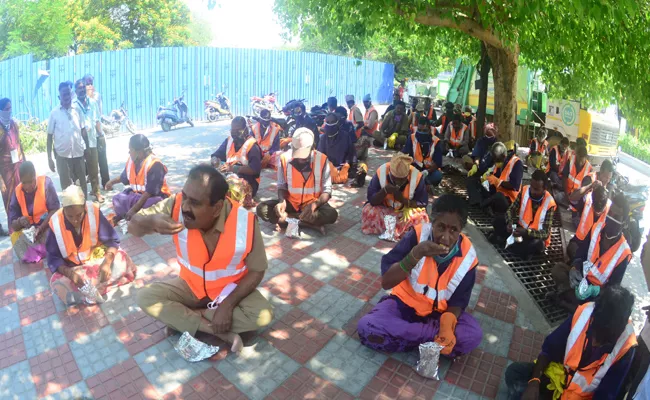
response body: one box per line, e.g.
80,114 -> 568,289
174,331 -> 220,362
415,341 -> 444,380
378,215 -> 398,242
285,218 -> 300,238
79,280 -> 105,304
22,226 -> 36,243
118,219 -> 128,235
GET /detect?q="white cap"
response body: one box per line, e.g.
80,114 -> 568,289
291,128 -> 314,159
61,185 -> 86,207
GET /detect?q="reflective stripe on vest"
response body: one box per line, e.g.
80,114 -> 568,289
126,154 -> 168,194
576,195 -> 611,241
253,122 -> 280,152
226,137 -> 256,166
364,106 -> 378,134
16,175 -> 47,225
496,155 -> 522,202
281,150 -> 327,210
377,163 -> 421,209
49,202 -> 99,264
585,223 -> 632,286
518,186 -> 556,246
567,158 -> 592,193
410,133 -> 440,168
449,125 -> 467,146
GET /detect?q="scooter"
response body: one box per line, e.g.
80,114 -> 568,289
250,92 -> 281,117
101,102 -> 136,136
204,92 -> 233,122
157,92 -> 194,132
613,170 -> 648,252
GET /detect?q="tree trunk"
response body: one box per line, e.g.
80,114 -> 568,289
485,44 -> 519,143
476,43 -> 491,139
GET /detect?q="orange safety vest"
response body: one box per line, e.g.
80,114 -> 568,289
280,150 -> 328,212
426,105 -> 435,120
410,133 -> 440,169
575,194 -> 611,241
531,138 -> 548,154
363,105 -> 378,137
562,302 -> 637,399
546,146 -> 560,173
449,124 -> 467,147
495,155 -> 522,203
376,163 -> 422,209
517,186 -> 557,246
392,224 -> 477,316
125,154 -> 171,196
172,194 -> 254,301
566,158 -> 593,195
583,221 -> 632,286
467,117 -> 477,140
16,175 -> 47,225
252,121 -> 281,153
48,202 -> 100,265
348,105 -> 362,138
225,136 -> 260,183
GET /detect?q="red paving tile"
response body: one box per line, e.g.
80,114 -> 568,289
114,310 -> 167,356
267,367 -> 354,400
154,244 -> 178,266
0,281 -> 17,307
163,368 -> 247,400
508,326 -> 545,362
266,239 -> 321,266
474,287 -> 518,323
330,265 -> 382,301
358,358 -> 439,400
326,236 -> 371,262
13,261 -> 45,279
58,305 -> 110,341
262,308 -> 336,364
18,289 -> 57,326
0,329 -> 26,369
0,248 -> 12,266
327,217 -> 357,236
343,303 -> 376,340
134,264 -> 179,288
262,267 -> 324,306
445,349 -> 507,399
120,236 -> 151,257
86,358 -> 160,400
476,265 -> 488,285
373,240 -> 397,253
29,344 -> 83,397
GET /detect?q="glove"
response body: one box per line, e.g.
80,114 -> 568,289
467,164 -> 478,177
486,174 -> 500,187
435,312 -> 457,356
568,267 -> 583,288
387,133 -> 399,149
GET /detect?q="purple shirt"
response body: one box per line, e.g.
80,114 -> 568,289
317,129 -> 356,168
119,159 -> 169,198
46,209 -> 120,272
366,170 -> 428,207
381,230 -> 476,310
402,133 -> 443,171
9,176 -> 60,226
540,314 -> 635,399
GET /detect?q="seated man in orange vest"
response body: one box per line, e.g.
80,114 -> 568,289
526,129 -> 548,169
251,109 -> 282,169
506,285 -> 637,400
357,194 -> 482,357
568,159 -> 615,228
47,185 -> 136,306
318,112 -> 366,185
9,161 -> 60,263
346,94 -> 364,137
443,113 -> 470,157
547,136 -> 569,189
358,94 -> 378,161
402,116 -> 444,189
132,165 -> 274,352
490,170 -> 557,258
105,134 -> 171,222
566,184 -> 610,261
211,116 -> 263,198
551,193 -> 632,311
256,128 -> 339,234
462,106 -> 477,148
361,153 -> 429,241
433,102 -> 454,138
562,145 -> 592,199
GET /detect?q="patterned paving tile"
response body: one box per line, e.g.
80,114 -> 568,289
508,326 -> 545,363
216,338 -> 301,400
17,289 -> 57,326
435,381 -> 488,400
134,338 -> 213,396
475,265 -> 488,285
342,303 -> 376,341
265,239 -> 321,266
29,344 -> 83,397
86,358 -> 160,400
13,260 -> 45,279
258,288 -> 294,323
481,268 -> 508,292
326,236 -> 371,263
327,217 -> 358,235
445,349 -> 507,399
261,258 -> 290,283
358,358 -> 439,400
0,248 -> 13,267
472,312 -> 515,358
299,285 -> 365,330
343,223 -> 380,247
163,368 -> 248,400
474,287 -> 518,323
131,249 -> 176,287
262,267 -> 324,306
468,284 -> 482,311
15,269 -> 49,300
40,381 -> 93,400
58,305 -> 110,342
267,367 -> 355,400
69,325 -> 130,379
154,243 -> 177,266
263,308 -> 336,364
99,282 -> 141,323
307,333 -> 388,396
330,265 -> 382,301
0,281 -> 17,307
0,360 -> 37,400
22,313 -> 66,358
120,236 -> 152,257
0,329 -> 26,369
294,249 -> 352,282
373,240 -> 397,254
141,233 -> 174,249
0,263 -> 15,286
113,309 -> 167,356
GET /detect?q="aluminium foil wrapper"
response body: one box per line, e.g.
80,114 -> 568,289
415,341 -> 444,380
285,218 -> 301,238
79,280 -> 105,305
174,331 -> 220,362
378,215 -> 398,242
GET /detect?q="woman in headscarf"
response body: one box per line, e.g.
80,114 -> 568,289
361,153 -> 429,240
0,98 -> 25,235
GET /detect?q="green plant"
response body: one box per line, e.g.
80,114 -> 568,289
18,118 -> 47,155
618,134 -> 650,165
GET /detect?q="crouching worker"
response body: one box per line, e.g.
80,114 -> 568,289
48,185 -> 136,306
9,161 -> 60,263
402,116 -> 443,189
361,153 -> 429,240
357,194 -> 482,356
256,128 -> 338,234
132,165 -> 274,352
318,112 -> 367,186
505,285 -> 636,400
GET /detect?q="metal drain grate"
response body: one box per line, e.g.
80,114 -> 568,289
441,173 -> 569,325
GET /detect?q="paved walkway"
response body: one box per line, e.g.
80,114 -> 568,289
0,122 -> 646,399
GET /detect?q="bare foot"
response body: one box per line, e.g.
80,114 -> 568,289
215,332 -> 243,353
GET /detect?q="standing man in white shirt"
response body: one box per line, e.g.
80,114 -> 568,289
47,81 -> 89,198
73,79 -> 104,203
83,74 -> 109,188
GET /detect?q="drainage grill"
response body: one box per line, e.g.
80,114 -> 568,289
441,173 -> 569,325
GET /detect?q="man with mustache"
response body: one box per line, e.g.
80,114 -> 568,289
131,165 -> 273,352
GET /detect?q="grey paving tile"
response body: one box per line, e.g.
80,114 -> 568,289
469,284 -> 482,311
69,325 -> 130,379
22,314 -> 66,358
99,282 -> 141,323
15,269 -> 49,300
370,289 -> 390,305
261,258 -> 289,283
482,268 -> 508,292
131,249 -> 169,278
141,233 -> 174,248
436,381 -> 489,399
342,223 -> 379,247
41,381 -> 92,400
299,285 -> 364,330
134,337 -> 212,396
217,338 -> 300,400
293,249 -> 351,282
307,332 -> 388,395
0,360 -> 37,400
473,312 -> 515,358
354,247 -> 385,274
258,287 -> 293,324
0,302 -> 20,334
0,263 -> 14,286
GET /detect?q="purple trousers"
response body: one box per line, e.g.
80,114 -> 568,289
357,296 -> 482,357
112,191 -> 164,219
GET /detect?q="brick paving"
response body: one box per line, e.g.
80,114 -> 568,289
0,125 -> 563,399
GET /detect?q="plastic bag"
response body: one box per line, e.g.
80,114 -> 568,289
379,215 -> 398,242
415,341 -> 444,380
118,219 -> 128,235
79,279 -> 105,304
446,149 -> 454,157
285,218 -> 300,238
505,224 -> 520,248
174,331 -> 220,362
22,226 -> 36,243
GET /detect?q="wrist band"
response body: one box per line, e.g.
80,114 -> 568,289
399,261 -> 409,275
528,378 -> 541,384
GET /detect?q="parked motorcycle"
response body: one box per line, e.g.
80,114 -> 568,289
280,99 -> 306,138
613,170 -> 648,252
157,92 -> 194,132
250,92 -> 281,117
204,92 -> 233,122
101,102 -> 136,136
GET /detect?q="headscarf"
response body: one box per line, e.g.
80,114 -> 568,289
0,98 -> 11,131
390,153 -> 413,178
61,185 -> 85,207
